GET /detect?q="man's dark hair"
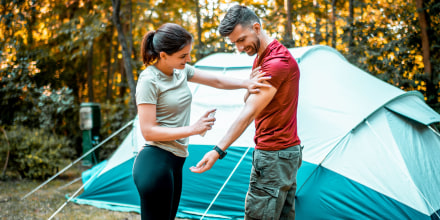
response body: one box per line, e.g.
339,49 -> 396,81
219,5 -> 261,37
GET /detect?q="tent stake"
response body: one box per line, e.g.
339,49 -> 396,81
21,120 -> 134,200
200,145 -> 252,220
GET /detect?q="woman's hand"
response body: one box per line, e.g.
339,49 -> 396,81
250,66 -> 262,78
190,109 -> 216,135
247,66 -> 271,94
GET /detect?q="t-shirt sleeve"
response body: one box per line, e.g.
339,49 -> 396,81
185,64 -> 195,80
136,74 -> 158,105
259,57 -> 289,89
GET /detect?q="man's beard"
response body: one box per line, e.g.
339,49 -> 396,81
246,36 -> 260,56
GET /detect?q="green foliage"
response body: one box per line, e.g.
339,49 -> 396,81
98,96 -> 132,160
0,43 -> 81,167
15,86 -> 75,131
0,57 -> 77,133
0,125 -> 75,180
340,0 -> 440,114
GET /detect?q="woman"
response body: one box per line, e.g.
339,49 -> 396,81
132,23 -> 269,220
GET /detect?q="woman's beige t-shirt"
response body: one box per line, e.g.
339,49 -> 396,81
135,64 -> 195,157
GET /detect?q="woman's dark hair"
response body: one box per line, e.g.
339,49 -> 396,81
141,23 -> 193,66
219,5 -> 261,37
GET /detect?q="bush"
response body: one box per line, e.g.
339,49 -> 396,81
0,125 -> 75,180
97,97 -> 133,160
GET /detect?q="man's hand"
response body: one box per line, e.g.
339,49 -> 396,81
189,150 -> 220,173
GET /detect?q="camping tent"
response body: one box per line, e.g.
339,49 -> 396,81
71,45 -> 440,219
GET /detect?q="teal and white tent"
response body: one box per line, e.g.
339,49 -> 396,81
72,46 -> 440,219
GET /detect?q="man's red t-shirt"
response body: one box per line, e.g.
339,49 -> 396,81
252,40 -> 301,151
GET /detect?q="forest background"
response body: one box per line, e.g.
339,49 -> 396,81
1,0 -> 439,180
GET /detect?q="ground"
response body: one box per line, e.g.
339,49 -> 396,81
0,164 -> 190,220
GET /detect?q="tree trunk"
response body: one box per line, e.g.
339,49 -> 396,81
106,25 -> 114,102
331,0 -> 337,48
128,0 -> 133,57
195,0 -> 203,60
360,0 -> 364,20
314,0 -> 322,44
87,41 -> 94,102
26,0 -> 36,47
348,0 -> 354,51
325,1 -> 329,44
112,42 -> 118,97
285,0 -> 293,39
415,0 -> 435,104
284,0 -> 295,47
111,0 -> 137,114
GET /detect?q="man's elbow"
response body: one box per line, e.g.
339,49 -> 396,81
241,105 -> 259,124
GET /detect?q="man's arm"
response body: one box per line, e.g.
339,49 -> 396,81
190,82 -> 277,173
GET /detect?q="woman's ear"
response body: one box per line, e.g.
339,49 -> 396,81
159,51 -> 167,60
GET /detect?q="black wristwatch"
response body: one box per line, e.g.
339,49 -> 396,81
213,145 -> 227,159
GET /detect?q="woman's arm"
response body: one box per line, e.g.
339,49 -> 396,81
189,68 -> 271,92
138,103 -> 216,142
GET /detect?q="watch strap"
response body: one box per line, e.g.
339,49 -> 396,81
213,145 -> 227,159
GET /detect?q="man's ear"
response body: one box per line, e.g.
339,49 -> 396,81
253,22 -> 261,34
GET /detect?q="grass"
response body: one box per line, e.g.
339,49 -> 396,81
0,163 -> 189,220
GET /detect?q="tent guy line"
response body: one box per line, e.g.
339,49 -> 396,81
48,163 -> 102,220
200,145 -> 252,220
21,120 -> 134,201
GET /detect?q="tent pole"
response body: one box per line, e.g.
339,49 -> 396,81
200,145 -> 252,220
47,165 -> 101,220
21,120 -> 134,200
429,125 -> 440,137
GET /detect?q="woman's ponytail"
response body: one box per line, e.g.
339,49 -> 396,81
141,31 -> 158,66
140,24 -> 193,66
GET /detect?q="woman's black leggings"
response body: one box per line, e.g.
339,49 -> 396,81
132,145 -> 186,220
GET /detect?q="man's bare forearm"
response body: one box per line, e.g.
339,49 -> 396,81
217,105 -> 256,151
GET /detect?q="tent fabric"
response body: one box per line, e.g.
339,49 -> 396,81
296,162 -> 429,220
385,91 -> 440,125
72,45 -> 440,219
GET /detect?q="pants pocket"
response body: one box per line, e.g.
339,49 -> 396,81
245,184 -> 279,220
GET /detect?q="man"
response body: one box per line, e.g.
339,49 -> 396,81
190,5 -> 302,220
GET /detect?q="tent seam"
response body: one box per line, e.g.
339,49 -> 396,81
352,91 -> 430,131
365,120 -> 439,217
